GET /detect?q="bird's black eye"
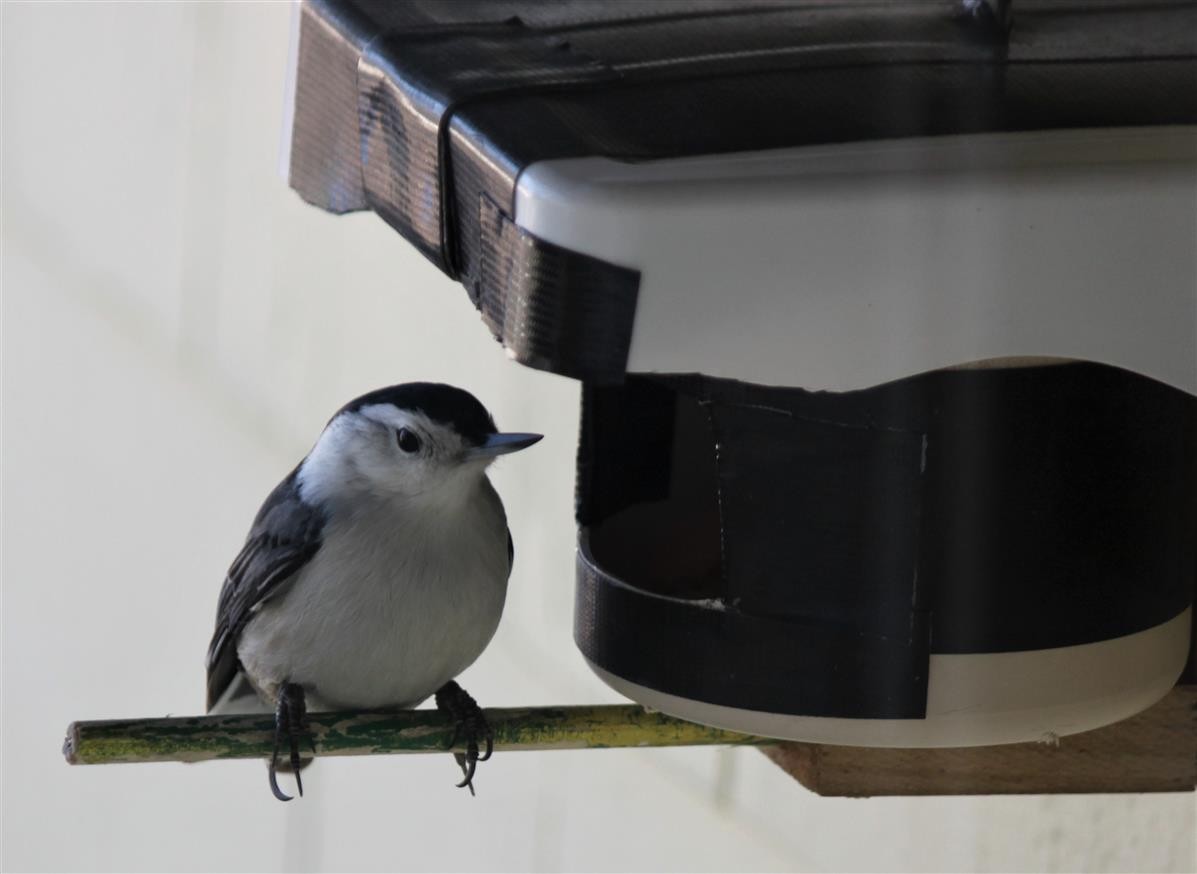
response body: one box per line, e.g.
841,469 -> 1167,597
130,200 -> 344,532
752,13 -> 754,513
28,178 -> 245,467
396,428 -> 421,454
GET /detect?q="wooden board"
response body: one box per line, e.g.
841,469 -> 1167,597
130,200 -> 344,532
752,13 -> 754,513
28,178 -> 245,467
763,685 -> 1196,796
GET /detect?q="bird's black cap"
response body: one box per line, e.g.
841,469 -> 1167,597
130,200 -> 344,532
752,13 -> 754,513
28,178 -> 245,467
338,383 -> 498,446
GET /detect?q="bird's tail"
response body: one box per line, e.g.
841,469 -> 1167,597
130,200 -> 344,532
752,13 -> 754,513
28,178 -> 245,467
206,671 -> 272,716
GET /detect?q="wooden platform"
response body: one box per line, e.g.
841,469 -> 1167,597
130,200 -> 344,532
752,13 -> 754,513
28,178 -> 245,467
764,685 -> 1196,796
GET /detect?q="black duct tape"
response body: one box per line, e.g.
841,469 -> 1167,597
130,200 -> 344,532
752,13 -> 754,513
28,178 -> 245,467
574,363 -> 1195,718
355,21 -> 619,273
576,542 -> 931,719
478,198 -> 638,383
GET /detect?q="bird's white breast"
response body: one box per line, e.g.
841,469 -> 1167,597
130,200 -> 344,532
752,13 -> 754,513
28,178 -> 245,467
237,478 -> 510,710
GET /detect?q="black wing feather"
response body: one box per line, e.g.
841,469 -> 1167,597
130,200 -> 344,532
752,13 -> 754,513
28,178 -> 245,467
205,468 -> 325,711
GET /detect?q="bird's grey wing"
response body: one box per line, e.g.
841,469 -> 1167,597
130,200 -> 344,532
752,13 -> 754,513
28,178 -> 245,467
507,529 -> 514,576
205,468 -> 325,711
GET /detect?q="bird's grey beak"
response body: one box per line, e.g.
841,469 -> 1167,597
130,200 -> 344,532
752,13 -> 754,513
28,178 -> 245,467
468,432 -> 543,459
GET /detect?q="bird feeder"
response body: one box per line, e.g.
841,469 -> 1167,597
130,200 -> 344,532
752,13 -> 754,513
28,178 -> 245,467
282,0 -> 1196,751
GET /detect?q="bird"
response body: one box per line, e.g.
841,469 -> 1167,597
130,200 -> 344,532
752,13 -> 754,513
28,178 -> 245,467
204,383 -> 542,801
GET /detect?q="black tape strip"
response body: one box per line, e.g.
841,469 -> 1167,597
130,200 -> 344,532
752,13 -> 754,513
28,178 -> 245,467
287,1 -> 376,214
478,197 -> 639,383
711,397 -> 928,638
355,21 -> 619,274
574,364 -> 1194,717
576,377 -> 676,525
575,538 -> 932,719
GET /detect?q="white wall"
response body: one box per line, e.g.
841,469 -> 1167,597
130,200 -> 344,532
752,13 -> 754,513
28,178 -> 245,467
1,3 -> 1193,871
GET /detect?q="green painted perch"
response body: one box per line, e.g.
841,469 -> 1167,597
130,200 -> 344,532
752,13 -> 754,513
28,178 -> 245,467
63,705 -> 768,766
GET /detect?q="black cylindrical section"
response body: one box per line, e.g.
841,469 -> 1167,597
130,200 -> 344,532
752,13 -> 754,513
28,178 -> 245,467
575,363 -> 1195,718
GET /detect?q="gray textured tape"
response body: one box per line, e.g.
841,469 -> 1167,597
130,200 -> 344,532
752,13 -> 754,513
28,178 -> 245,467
287,2 -> 370,214
355,23 -> 618,274
479,197 -> 639,383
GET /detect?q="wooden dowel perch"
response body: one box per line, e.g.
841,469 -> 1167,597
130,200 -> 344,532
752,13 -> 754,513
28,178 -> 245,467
63,705 -> 767,766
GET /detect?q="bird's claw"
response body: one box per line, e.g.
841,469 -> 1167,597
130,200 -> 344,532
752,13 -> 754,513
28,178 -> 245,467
269,682 -> 309,802
435,681 -> 493,796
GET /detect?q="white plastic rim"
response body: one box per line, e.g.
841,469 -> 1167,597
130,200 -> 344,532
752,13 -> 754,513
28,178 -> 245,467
586,606 -> 1191,748
515,126 -> 1197,395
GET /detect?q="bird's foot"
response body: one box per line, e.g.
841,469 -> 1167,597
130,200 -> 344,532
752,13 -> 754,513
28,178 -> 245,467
269,682 -> 311,802
434,681 -> 493,796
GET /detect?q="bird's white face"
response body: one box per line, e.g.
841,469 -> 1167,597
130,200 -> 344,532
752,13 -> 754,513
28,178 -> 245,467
298,403 -> 492,510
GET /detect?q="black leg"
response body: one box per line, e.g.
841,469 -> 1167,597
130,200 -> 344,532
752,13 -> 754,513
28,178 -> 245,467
434,681 -> 494,796
268,682 -> 309,802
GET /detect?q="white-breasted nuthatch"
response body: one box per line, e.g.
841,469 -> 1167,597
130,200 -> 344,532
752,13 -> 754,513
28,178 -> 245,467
205,383 -> 542,800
